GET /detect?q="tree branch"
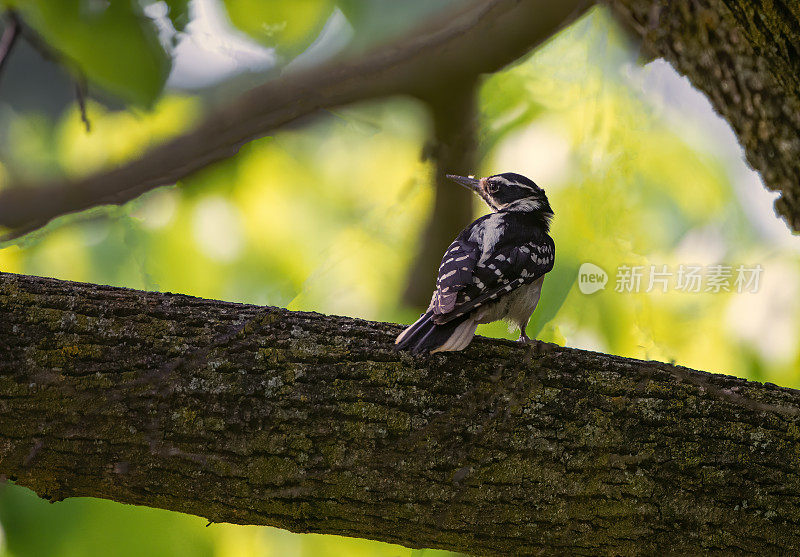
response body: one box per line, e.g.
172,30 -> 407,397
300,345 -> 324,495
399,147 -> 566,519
2,271 -> 800,554
403,80 -> 478,308
4,1 -> 800,238
605,0 -> 800,232
0,0 -> 588,239
0,11 -> 20,79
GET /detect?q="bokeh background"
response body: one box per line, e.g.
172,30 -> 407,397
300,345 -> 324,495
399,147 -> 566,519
1,1 -> 799,555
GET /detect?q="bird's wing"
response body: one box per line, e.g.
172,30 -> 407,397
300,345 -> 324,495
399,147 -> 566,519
431,235 -> 554,325
428,238 -> 481,316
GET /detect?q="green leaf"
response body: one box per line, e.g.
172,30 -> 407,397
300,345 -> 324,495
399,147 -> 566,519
222,0 -> 335,60
164,0 -> 191,32
12,0 -> 171,107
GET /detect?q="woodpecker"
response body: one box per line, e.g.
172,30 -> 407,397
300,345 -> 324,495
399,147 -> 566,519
396,172 -> 555,355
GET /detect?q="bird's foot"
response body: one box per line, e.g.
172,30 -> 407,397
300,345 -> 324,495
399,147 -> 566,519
516,331 -> 532,344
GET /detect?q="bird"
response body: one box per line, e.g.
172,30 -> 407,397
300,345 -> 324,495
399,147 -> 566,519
395,172 -> 555,355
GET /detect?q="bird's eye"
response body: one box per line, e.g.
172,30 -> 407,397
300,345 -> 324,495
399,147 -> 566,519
486,181 -> 499,193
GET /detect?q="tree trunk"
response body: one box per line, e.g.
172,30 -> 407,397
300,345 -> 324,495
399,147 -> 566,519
2,271 -> 800,554
403,80 -> 478,308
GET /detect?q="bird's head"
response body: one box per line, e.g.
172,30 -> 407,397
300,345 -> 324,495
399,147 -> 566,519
447,172 -> 554,225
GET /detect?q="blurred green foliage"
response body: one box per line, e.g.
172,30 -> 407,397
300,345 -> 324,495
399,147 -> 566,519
1,3 -> 800,557
4,0 -> 171,106
0,483 -> 451,557
223,0 -> 464,61
223,0 -> 334,59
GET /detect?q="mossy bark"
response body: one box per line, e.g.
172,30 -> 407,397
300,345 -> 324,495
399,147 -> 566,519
606,0 -> 800,231
2,272 -> 800,554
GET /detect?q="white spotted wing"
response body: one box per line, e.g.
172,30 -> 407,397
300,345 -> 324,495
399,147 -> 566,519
429,230 -> 554,325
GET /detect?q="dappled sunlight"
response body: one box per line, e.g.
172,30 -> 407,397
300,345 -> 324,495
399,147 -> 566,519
131,188 -> 180,230
192,195 -> 245,262
57,96 -> 200,178
726,259 -> 800,366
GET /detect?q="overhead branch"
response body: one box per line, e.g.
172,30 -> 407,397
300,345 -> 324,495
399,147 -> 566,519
2,271 -> 800,554
0,0 -> 588,238
605,0 -> 800,232
3,1 -> 800,238
0,11 -> 20,78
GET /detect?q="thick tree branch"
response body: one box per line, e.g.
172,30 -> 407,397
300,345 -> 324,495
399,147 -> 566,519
2,271 -> 800,554
605,0 -> 800,232
0,0 -> 587,238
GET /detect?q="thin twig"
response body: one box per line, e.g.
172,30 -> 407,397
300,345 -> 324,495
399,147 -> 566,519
0,12 -> 20,80
75,76 -> 91,132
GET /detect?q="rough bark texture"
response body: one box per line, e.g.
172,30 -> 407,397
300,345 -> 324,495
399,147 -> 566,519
2,272 -> 800,554
605,0 -> 800,231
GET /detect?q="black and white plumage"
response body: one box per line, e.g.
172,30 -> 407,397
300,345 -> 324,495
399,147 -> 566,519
396,172 -> 555,355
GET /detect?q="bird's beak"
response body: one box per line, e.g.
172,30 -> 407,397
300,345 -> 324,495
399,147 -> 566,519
446,174 -> 482,193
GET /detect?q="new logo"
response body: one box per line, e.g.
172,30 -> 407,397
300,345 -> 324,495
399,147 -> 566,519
578,262 -> 608,294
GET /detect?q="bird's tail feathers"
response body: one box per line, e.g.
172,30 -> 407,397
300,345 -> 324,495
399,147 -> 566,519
395,310 -> 434,350
431,319 -> 478,353
395,311 -> 476,355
